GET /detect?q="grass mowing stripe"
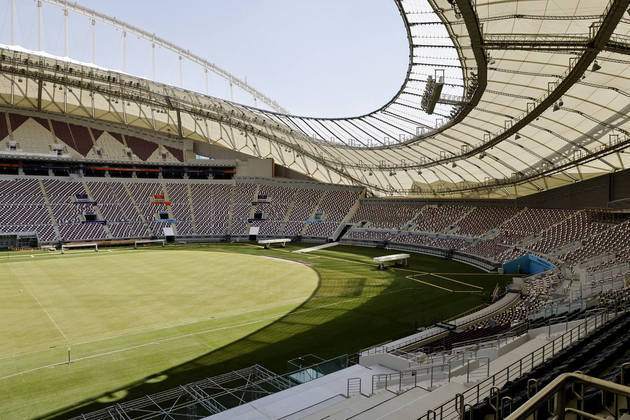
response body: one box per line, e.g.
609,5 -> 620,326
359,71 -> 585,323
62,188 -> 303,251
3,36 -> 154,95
0,286 -> 421,383
0,244 -> 509,419
25,287 -> 69,343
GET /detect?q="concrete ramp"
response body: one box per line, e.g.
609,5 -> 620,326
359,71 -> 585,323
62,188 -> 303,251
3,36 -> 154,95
293,242 -> 341,253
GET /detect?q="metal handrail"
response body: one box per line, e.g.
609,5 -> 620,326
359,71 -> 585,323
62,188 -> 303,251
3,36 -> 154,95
451,324 -> 526,349
547,315 -> 568,338
415,309 -> 617,420
371,364 -> 448,393
505,372 -> 630,419
361,291 -> 519,355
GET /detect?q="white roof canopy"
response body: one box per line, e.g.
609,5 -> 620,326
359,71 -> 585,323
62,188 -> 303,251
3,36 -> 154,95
0,0 -> 628,198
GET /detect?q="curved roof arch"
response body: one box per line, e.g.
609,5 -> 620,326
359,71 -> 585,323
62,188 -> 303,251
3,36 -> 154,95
0,0 -> 629,198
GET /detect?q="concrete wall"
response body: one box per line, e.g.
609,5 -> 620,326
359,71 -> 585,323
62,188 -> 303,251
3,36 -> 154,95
516,174 -> 610,209
236,158 -> 273,178
273,164 -> 317,181
359,353 -> 416,371
374,169 -> 630,210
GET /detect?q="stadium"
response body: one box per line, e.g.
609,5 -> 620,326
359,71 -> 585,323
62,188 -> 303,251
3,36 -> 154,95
0,0 -> 630,419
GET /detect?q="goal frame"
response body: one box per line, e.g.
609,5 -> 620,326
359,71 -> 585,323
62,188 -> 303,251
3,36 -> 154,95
61,243 -> 99,254
134,239 -> 165,249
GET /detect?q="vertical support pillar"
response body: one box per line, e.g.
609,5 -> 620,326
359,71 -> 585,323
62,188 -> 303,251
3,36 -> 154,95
204,68 -> 209,95
11,0 -> 15,45
37,78 -> 43,111
91,17 -> 96,64
152,41 -> 156,80
179,55 -> 183,88
37,0 -> 42,50
122,31 -> 127,72
64,5 -> 69,56
176,108 -> 183,138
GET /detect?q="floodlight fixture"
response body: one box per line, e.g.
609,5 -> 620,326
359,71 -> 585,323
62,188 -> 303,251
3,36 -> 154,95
591,60 -> 601,72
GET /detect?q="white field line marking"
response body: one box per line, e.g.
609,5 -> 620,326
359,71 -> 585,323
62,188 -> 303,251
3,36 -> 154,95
27,289 -> 68,343
0,296 -> 306,363
0,287 -> 418,382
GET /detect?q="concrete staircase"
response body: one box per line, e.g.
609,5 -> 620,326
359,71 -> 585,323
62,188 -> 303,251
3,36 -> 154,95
122,182 -> 150,236
82,181 -> 113,239
300,190 -> 327,236
280,189 -> 298,235
38,179 -> 61,242
161,184 -> 176,236
443,206 -> 476,234
245,185 -> 261,235
227,183 -> 236,235
301,390 -> 396,420
186,183 -> 198,234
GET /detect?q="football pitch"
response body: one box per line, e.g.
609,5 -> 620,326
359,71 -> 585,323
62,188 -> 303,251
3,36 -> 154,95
0,243 -> 511,419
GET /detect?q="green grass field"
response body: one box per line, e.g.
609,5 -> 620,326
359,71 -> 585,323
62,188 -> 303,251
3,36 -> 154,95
0,243 -> 511,419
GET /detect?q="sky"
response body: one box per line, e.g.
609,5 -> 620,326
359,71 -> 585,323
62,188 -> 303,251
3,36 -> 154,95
0,0 -> 409,117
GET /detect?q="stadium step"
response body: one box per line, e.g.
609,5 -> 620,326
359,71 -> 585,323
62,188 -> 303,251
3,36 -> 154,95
227,182 -> 236,234
38,179 -> 61,242
301,390 -> 396,420
82,181 -> 113,239
435,321 -> 457,331
301,190 -> 327,236
186,182 -> 198,234
342,196 -> 361,224
443,206 -> 476,234
122,182 -> 149,232
280,189 -> 298,234
346,385 -> 432,419
244,184 -> 260,235
161,183 -> 177,236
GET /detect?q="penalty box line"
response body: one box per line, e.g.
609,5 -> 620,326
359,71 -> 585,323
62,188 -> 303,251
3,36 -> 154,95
406,273 -> 481,294
406,273 -> 453,292
427,273 -> 483,290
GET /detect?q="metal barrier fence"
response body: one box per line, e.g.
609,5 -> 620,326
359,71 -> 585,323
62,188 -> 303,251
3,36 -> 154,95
415,309 -> 615,420
506,372 -> 630,419
371,364 -> 449,393
362,292 -> 520,356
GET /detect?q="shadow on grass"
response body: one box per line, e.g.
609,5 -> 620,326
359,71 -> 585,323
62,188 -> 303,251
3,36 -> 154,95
37,246 -> 499,419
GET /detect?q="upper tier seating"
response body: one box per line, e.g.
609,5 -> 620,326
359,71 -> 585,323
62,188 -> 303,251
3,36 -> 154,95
190,183 -> 231,236
163,182 -> 195,236
0,179 -> 57,242
455,206 -> 519,236
230,183 -> 258,236
391,232 -> 471,250
284,188 -> 323,237
2,177 -> 629,287
86,181 -> 148,239
44,179 -> 108,241
411,205 -> 471,232
528,211 -> 609,255
303,189 -> 360,238
351,201 -> 422,229
345,229 -> 398,242
251,185 -> 294,236
559,220 -> 630,264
